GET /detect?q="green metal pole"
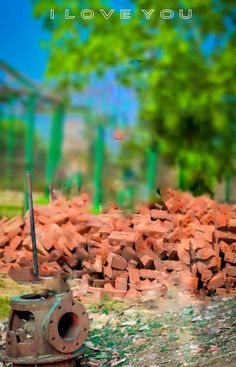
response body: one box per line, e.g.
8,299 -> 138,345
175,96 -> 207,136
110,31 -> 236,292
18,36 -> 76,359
93,125 -> 104,213
6,99 -> 15,188
24,94 -> 37,212
45,103 -> 65,198
76,172 -> 82,193
147,147 -> 158,195
117,189 -> 125,207
225,174 -> 231,203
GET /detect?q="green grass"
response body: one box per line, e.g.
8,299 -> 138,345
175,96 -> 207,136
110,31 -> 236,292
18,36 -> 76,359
0,296 -> 10,319
0,205 -> 22,218
88,294 -> 128,314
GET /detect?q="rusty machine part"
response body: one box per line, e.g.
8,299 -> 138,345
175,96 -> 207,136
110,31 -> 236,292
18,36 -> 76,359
2,275 -> 89,367
0,173 -> 90,366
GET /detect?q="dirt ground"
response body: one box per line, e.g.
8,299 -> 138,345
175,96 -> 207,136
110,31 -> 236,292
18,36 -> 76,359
0,276 -> 235,367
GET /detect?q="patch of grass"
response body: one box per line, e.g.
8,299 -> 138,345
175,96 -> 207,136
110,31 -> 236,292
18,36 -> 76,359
0,278 -> 7,288
0,296 -> 10,319
88,294 -> 127,314
0,205 -> 22,218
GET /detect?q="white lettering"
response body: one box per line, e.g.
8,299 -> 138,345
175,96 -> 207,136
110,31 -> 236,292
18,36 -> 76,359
100,9 -> 115,19
50,9 -> 55,20
141,9 -> 155,19
81,9 -> 95,19
120,9 -> 131,19
179,9 -> 192,19
65,9 -> 75,19
160,9 -> 174,19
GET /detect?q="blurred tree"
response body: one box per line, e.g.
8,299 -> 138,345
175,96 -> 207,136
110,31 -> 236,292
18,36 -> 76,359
32,0 -> 236,194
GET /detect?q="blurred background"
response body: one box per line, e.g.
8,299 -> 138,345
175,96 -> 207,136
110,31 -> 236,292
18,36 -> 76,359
0,0 -> 236,216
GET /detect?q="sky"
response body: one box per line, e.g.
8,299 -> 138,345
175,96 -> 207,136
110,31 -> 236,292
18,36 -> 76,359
0,0 -> 48,81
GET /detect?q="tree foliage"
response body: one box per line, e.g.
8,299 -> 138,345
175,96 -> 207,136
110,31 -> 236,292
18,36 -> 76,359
33,0 -> 236,194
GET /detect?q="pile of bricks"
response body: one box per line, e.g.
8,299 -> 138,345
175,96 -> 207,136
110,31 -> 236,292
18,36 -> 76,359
0,189 -> 236,301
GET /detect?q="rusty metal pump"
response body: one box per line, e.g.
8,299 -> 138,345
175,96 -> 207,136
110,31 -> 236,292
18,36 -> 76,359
0,173 -> 89,367
3,275 -> 89,367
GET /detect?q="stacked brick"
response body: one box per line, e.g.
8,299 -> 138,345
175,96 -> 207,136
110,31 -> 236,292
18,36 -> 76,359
0,189 -> 236,300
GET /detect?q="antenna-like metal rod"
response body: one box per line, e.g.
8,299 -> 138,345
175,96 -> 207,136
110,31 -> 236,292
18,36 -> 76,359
26,172 -> 39,281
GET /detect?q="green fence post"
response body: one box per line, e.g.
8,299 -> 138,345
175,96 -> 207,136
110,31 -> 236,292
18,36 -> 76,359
24,94 -> 37,212
93,125 -> 104,213
225,174 -> 231,203
45,103 -> 65,198
117,189 -> 125,207
6,98 -> 15,188
76,172 -> 82,193
147,147 -> 158,196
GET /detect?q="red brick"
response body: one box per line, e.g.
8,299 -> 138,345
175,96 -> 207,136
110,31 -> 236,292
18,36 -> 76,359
93,279 -> 112,287
153,258 -> 167,272
104,288 -> 127,300
225,277 -> 235,290
48,248 -> 63,262
62,263 -> 73,274
228,218 -> 236,231
191,239 -> 207,251
103,265 -> 113,279
177,247 -> 190,265
17,251 -> 33,267
201,269 -> 213,283
213,242 -> 220,257
127,260 -> 138,269
88,287 -> 104,302
112,270 -> 128,279
140,254 -> 153,269
125,289 -> 140,304
225,263 -> 236,277
195,248 -> 215,261
52,213 -> 69,226
135,238 -> 149,255
139,269 -> 160,280
140,279 -> 152,290
104,282 -> 114,291
216,288 -> 227,296
208,272 -> 225,290
224,251 -> 236,264
81,260 -> 91,270
0,262 -> 12,273
2,216 -> 24,235
215,230 -> 236,244
0,234 -> 9,248
181,239 -> 190,251
163,260 -> 188,272
108,231 -> 136,247
146,222 -> 169,237
63,254 -> 77,268
9,235 -> 22,251
150,210 -> 175,222
115,276 -> 128,291
128,269 -> 140,288
178,276 -> 198,291
200,211 -> 216,225
107,253 -> 127,270
152,239 -> 166,259
215,213 -> 228,230
121,247 -> 138,262
99,224 -> 114,237
220,241 -> 231,254
74,248 -> 89,261
9,266 -> 34,282
90,256 -> 103,273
